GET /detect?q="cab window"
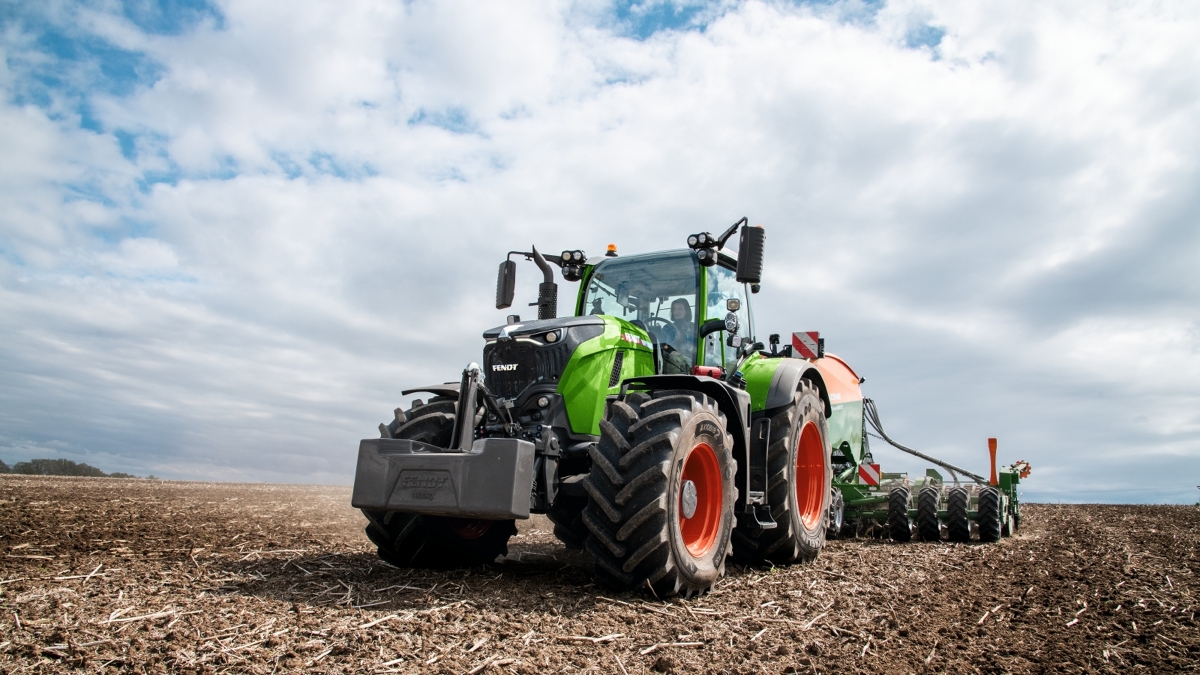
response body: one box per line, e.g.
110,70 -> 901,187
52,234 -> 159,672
702,263 -> 752,371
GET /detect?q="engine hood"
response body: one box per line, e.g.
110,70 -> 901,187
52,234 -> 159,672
482,315 -> 605,340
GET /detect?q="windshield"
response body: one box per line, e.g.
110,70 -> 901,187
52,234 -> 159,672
581,251 -> 700,363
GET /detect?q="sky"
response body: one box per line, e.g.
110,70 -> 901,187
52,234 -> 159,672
1,0 -> 1197,503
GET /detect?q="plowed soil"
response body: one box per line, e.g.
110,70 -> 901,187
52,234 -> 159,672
1,476 -> 1196,674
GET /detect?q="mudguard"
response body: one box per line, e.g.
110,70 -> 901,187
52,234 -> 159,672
764,359 -> 831,417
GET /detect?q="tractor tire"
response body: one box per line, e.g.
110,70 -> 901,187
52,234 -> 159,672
887,485 -> 912,542
547,496 -> 588,550
945,486 -> 971,543
917,486 -> 941,542
361,397 -> 516,568
731,380 -> 831,564
582,390 -> 737,597
977,486 -> 1002,543
826,487 -> 845,540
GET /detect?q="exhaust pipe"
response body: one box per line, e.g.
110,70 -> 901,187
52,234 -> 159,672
530,246 -> 557,320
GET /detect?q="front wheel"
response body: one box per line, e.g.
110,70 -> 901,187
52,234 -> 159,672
582,390 -> 736,597
364,511 -> 516,568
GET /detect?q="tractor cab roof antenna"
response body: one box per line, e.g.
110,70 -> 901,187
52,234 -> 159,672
716,216 -> 747,250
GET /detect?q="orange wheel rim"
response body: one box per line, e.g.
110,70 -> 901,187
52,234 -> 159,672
795,421 -> 826,530
447,518 -> 492,540
679,442 -> 722,557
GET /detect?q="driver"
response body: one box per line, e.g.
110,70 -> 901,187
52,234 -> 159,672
665,298 -> 696,361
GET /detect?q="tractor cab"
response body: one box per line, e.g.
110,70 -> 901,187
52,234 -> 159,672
577,249 -> 756,374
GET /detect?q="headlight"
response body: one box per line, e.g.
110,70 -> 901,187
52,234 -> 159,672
544,331 -> 559,343
537,396 -> 551,408
688,235 -> 698,247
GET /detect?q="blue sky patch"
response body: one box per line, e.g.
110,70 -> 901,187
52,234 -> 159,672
905,23 -> 946,52
408,107 -> 478,135
613,1 -> 706,39
308,152 -> 378,180
121,0 -> 225,35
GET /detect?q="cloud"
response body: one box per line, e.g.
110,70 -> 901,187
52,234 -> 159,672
0,0 -> 1197,501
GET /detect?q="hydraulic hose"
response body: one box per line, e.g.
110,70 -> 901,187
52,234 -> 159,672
862,398 -> 987,485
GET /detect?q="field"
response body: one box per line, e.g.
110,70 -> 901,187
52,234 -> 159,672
1,476 -> 1196,674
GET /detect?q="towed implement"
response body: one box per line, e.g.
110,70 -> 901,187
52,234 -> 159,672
351,219 -> 1030,596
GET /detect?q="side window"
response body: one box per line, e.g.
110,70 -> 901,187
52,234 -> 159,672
703,265 -> 751,370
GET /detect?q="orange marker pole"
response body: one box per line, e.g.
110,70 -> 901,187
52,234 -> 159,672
988,438 -> 998,486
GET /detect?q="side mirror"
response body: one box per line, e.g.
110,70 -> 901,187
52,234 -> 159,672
496,260 -> 516,309
736,225 -> 765,284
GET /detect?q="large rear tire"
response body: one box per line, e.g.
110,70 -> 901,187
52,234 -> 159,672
916,486 -> 941,542
582,390 -> 737,597
977,486 -> 1002,543
361,397 -> 516,568
945,486 -> 971,543
732,380 -> 831,564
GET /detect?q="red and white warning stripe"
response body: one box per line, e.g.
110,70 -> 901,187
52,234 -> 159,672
792,331 -> 820,359
859,463 -> 881,486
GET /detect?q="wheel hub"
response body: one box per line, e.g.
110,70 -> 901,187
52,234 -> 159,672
681,480 -> 698,519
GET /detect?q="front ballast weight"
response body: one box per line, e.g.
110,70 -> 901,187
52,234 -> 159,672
834,400 -> 1032,543
352,363 -> 536,522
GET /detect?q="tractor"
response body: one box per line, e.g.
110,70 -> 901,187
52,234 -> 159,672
351,219 -> 1028,597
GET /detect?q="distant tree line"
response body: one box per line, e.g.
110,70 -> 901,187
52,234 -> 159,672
0,458 -> 150,479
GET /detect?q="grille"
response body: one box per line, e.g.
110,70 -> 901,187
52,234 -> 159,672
483,340 -> 571,398
609,350 -> 625,388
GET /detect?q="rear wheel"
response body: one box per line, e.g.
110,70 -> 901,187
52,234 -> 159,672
826,487 -> 845,540
732,381 -> 831,564
582,390 -> 736,597
887,486 -> 912,542
945,486 -> 971,543
361,398 -> 516,568
917,486 -> 941,542
977,487 -> 1002,543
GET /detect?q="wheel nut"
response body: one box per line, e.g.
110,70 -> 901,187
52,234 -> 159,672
681,480 -> 698,519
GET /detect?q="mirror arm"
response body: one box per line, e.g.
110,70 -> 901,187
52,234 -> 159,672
699,319 -> 725,339
716,217 -> 747,250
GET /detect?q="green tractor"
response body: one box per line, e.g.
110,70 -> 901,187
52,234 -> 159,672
351,218 -> 1023,596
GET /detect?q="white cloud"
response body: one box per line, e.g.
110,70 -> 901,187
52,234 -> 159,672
0,0 -> 1197,501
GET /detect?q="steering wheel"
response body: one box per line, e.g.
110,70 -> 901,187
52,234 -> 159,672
641,316 -> 674,343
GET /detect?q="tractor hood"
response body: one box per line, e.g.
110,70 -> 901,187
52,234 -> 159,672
482,315 -> 605,341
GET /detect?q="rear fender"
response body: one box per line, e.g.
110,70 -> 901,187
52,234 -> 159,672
764,360 -> 831,418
